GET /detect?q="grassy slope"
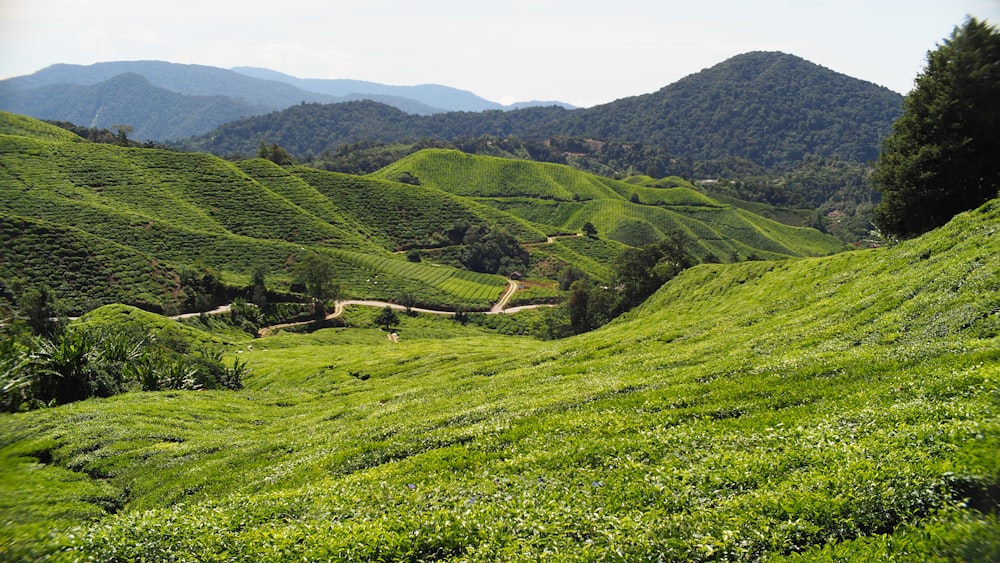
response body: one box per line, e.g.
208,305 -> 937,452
0,111 -> 83,143
0,114 -> 846,314
1,200 -> 997,560
372,149 -> 845,260
0,118 -> 509,312
0,214 -> 183,313
287,165 -> 550,248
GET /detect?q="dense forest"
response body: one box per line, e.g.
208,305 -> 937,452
178,52 -> 903,170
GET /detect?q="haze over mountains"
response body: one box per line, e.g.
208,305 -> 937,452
0,60 -> 575,141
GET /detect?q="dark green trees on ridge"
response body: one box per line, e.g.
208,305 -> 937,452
874,17 -> 1000,239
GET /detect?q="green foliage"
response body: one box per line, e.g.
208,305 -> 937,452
373,306 -> 400,331
874,17 -> 1000,239
557,265 -> 586,291
16,284 -> 63,337
182,52 -> 901,170
459,226 -> 524,275
0,199 -> 997,559
229,297 -> 265,335
256,141 -> 297,165
614,231 -> 694,311
0,312 -> 246,412
373,149 -> 844,264
557,232 -> 696,335
293,253 -> 339,320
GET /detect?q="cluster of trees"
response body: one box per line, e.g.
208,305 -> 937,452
549,231 -> 694,337
0,287 -> 247,412
180,52 -> 901,173
460,226 -> 525,275
873,17 -> 1000,239
256,140 -> 298,165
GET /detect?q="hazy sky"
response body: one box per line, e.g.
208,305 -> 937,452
0,0 -> 997,107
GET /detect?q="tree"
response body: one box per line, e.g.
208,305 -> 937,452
294,253 -> 338,319
374,306 -> 399,331
460,226 -> 524,274
19,284 -> 61,337
257,141 -> 298,165
582,222 -> 598,238
873,17 -> 1000,238
613,231 -> 693,313
249,266 -> 269,313
397,291 -> 417,315
558,265 -> 587,291
112,124 -> 134,147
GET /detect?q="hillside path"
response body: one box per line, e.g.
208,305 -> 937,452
255,280 -> 556,337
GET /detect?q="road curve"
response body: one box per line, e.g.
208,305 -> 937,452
254,280 -> 557,336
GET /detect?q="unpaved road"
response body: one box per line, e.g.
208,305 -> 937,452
255,280 -> 555,336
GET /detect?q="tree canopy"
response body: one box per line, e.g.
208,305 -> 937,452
293,253 -> 338,319
873,17 -> 1000,238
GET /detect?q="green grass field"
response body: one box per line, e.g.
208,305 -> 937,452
1,196 -> 997,560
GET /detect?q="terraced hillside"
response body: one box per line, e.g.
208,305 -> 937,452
0,113 -> 510,312
2,113 -> 844,314
372,149 -> 845,260
1,197 -> 997,560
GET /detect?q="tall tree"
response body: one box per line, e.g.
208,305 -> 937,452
293,253 -> 338,320
374,306 -> 399,331
873,17 -> 1000,238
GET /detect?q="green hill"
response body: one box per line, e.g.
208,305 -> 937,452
1,197 -> 997,560
179,52 -> 901,172
0,111 -> 83,143
0,214 -> 183,313
373,149 -> 845,261
1,113 -> 845,315
0,115 -> 513,313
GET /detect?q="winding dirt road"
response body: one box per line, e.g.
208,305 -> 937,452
254,280 -> 555,336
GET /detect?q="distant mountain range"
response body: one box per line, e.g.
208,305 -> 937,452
181,52 -> 904,169
0,60 -> 576,140
0,53 -> 904,171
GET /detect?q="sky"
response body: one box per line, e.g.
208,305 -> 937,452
0,0 -> 997,108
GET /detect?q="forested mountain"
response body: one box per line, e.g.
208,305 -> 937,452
0,73 -> 272,141
0,61 -> 570,140
567,51 -> 904,166
181,52 -> 903,170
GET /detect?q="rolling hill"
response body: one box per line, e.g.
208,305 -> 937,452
1,191 -> 996,559
0,113 -> 511,313
0,112 -> 843,315
372,149 -> 845,260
